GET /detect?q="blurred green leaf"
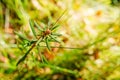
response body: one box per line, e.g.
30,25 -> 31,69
34,21 -> 43,31
45,37 -> 51,51
29,19 -> 37,38
50,24 -> 60,31
14,31 -> 30,42
42,54 -> 48,64
51,33 -> 62,36
49,35 -> 60,43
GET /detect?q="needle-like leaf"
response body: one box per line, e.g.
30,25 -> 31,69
36,37 -> 43,45
50,9 -> 67,29
29,19 -> 37,38
50,24 -> 60,31
45,37 -> 51,51
42,54 -> 48,63
51,33 -> 62,36
14,31 -> 31,42
34,21 -> 43,31
49,35 -> 60,43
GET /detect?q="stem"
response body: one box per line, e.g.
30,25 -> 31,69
50,9 -> 67,29
37,45 -> 44,63
16,36 -> 42,66
39,63 -> 79,76
39,46 -> 86,50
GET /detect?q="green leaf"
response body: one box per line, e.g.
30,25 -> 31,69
50,24 -> 60,31
49,35 -> 60,43
34,21 -> 43,31
37,46 -> 44,63
42,54 -> 48,63
29,19 -> 37,38
14,31 -> 30,42
51,33 -> 62,36
50,9 -> 67,30
36,37 -> 43,45
43,25 -> 48,31
45,37 -> 51,51
24,40 -> 36,47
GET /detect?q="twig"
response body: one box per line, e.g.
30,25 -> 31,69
16,37 -> 42,66
39,63 -> 79,76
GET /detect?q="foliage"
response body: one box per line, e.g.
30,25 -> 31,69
0,0 -> 120,80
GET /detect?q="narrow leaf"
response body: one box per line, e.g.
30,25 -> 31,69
36,37 -> 43,45
50,9 -> 67,29
29,19 -> 37,38
42,54 -> 48,63
14,31 -> 30,42
37,46 -> 44,63
50,24 -> 60,31
45,37 -> 51,51
51,33 -> 62,36
34,21 -> 43,31
49,35 -> 60,43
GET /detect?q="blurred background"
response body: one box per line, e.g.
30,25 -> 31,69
0,0 -> 120,80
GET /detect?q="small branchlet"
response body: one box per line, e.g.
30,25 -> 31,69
16,10 -> 67,66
